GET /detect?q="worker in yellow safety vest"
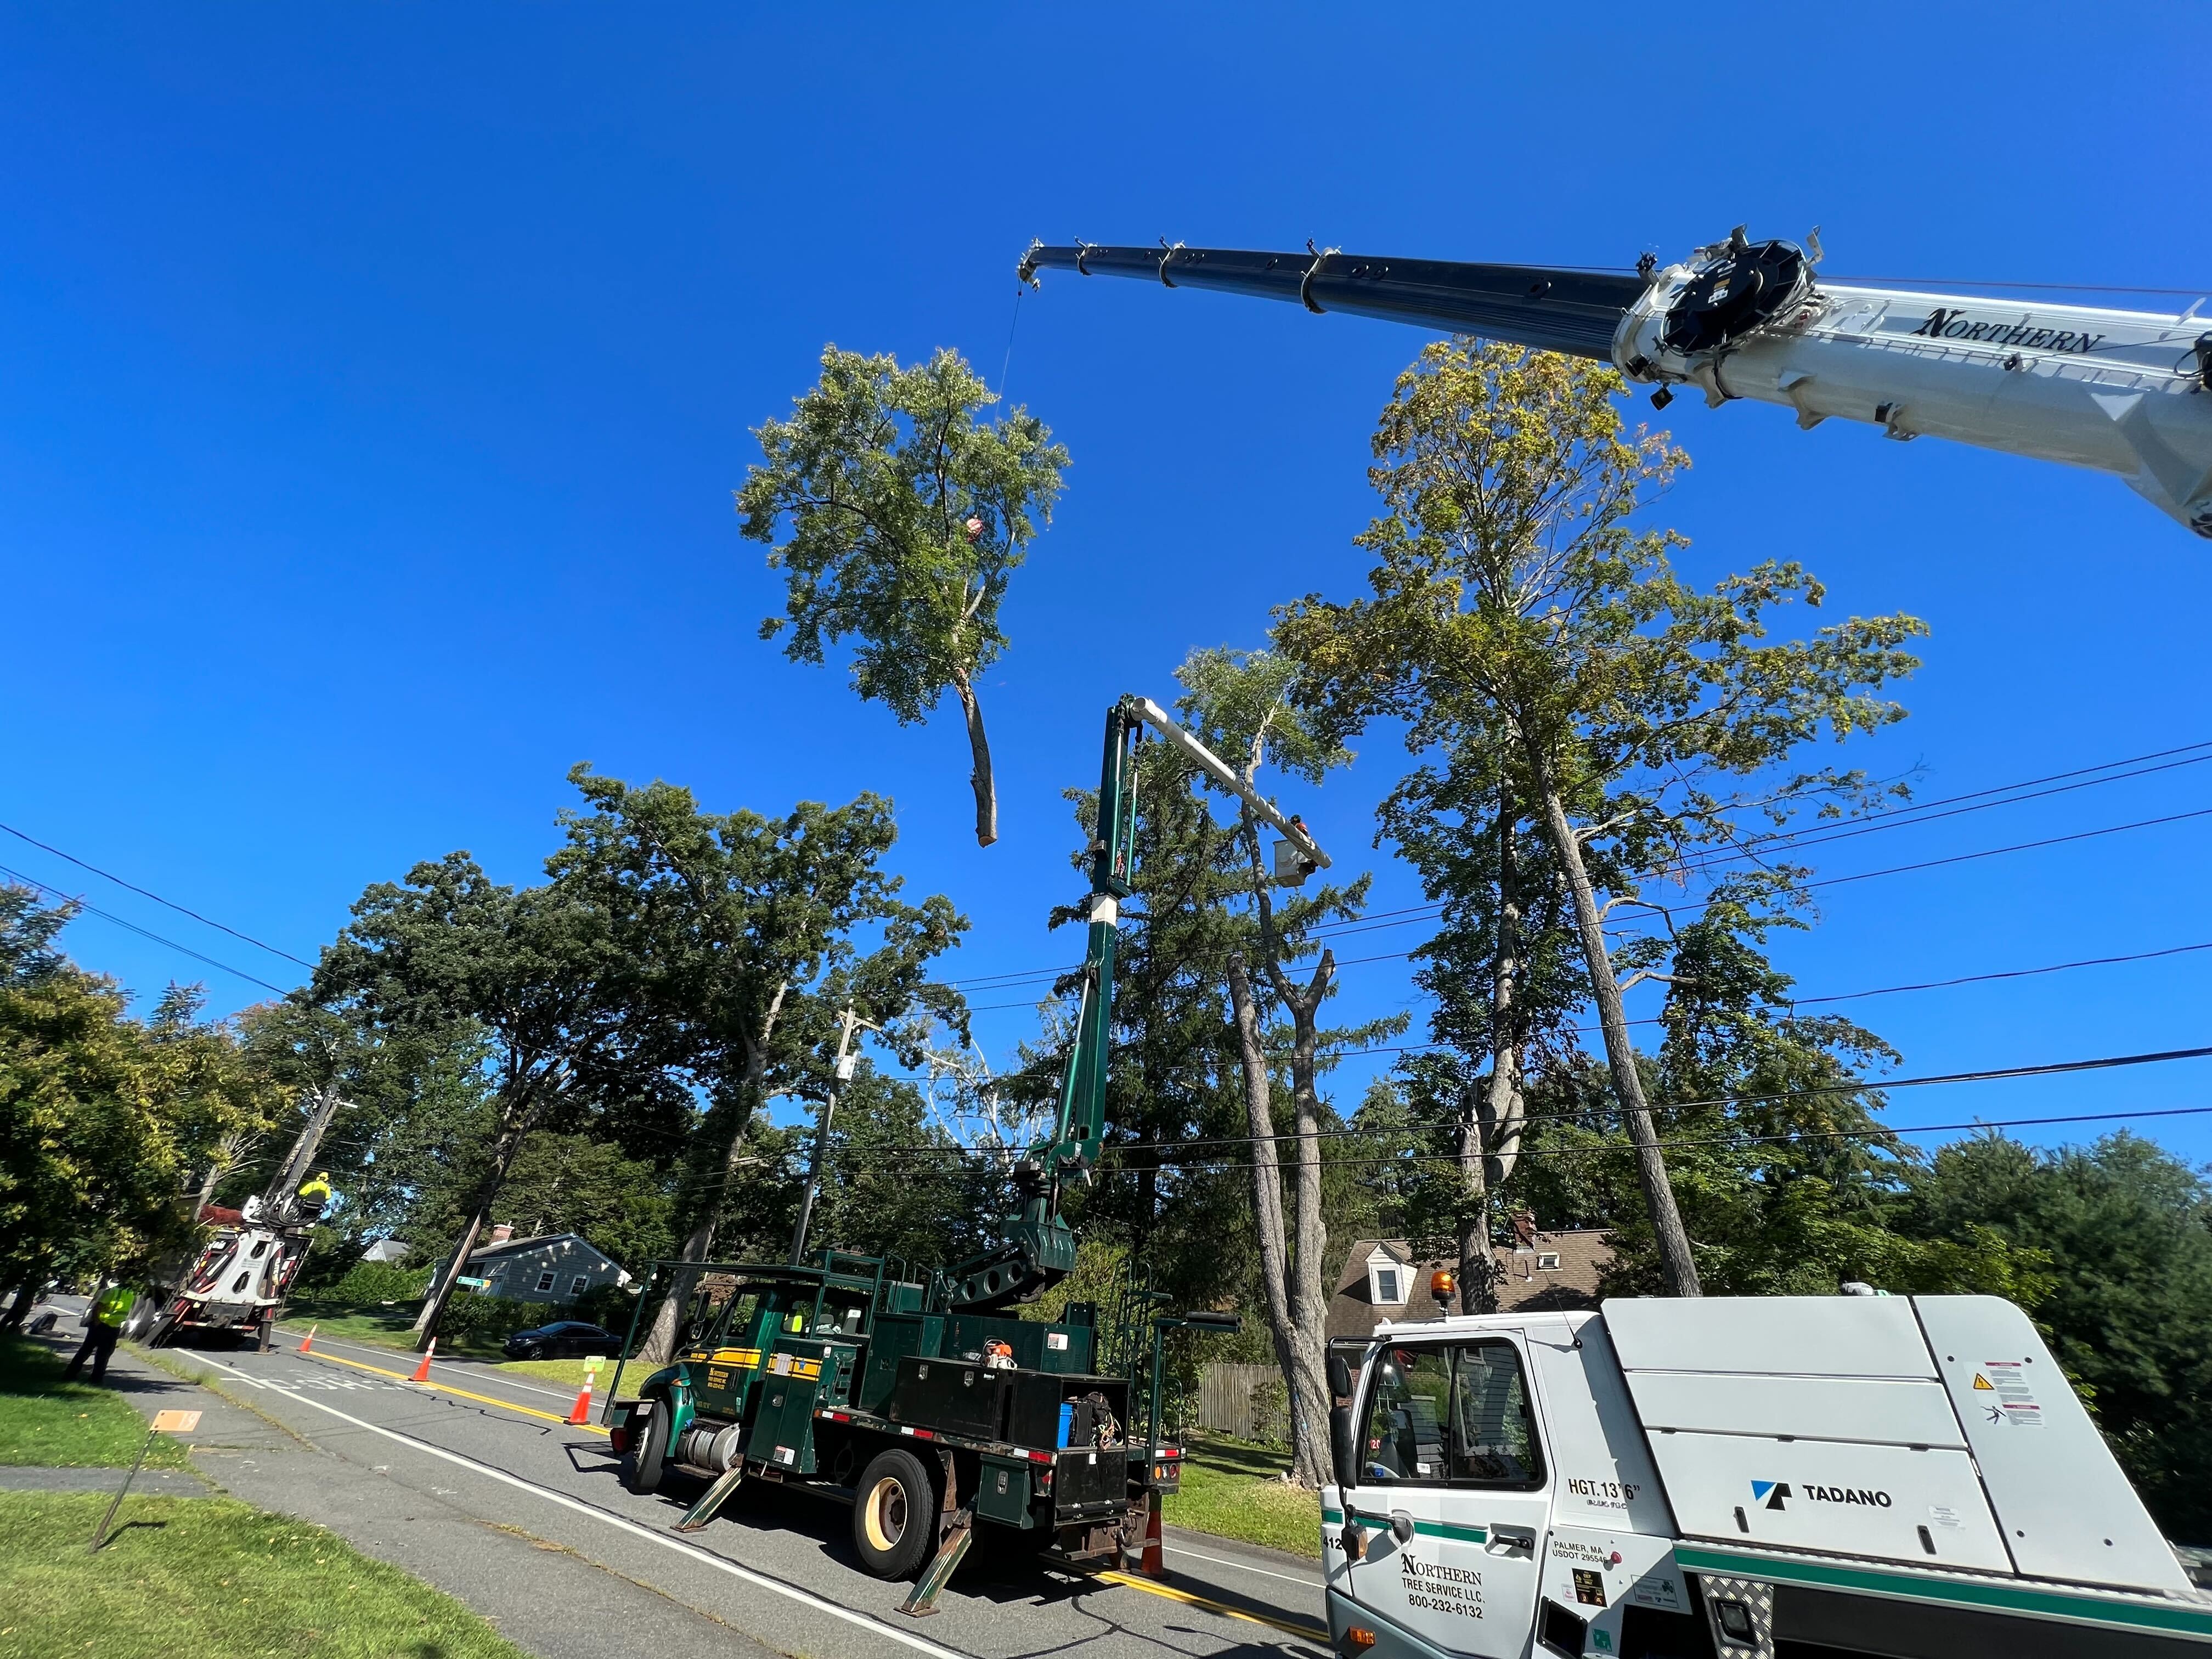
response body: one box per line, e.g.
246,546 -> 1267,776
64,1281 -> 137,1383
295,1172 -> 333,1223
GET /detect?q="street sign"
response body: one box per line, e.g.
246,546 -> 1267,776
458,1277 -> 489,1289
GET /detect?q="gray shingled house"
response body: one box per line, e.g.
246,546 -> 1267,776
432,1227 -> 632,1307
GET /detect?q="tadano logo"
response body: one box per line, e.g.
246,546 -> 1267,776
1752,1479 -> 1893,1511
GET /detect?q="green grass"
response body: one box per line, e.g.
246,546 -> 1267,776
495,1356 -> 645,1392
1162,1434 -> 1322,1558
0,1335 -> 186,1470
0,1492 -> 530,1659
277,1310 -> 503,1359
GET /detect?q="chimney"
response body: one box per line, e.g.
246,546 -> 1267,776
488,1224 -> 514,1245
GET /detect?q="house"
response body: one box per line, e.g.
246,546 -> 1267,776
431,1226 -> 632,1306
359,1239 -> 412,1265
1327,1219 -> 1612,1340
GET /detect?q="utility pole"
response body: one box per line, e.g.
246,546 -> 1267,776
789,1007 -> 881,1265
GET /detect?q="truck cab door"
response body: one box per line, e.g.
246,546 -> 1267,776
1344,1334 -> 1552,1657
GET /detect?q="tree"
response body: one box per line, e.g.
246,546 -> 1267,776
1282,341 -> 1925,1296
550,769 -> 966,1363
1903,1132 -> 2212,1541
1177,646 -> 1403,1487
739,346 -> 1069,848
1379,735 -> 1589,1312
313,850 -> 668,1348
0,887 -> 280,1318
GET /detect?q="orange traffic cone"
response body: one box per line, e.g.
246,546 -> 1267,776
411,1338 -> 436,1383
297,1324 -> 318,1355
1141,1490 -> 1165,1578
567,1361 -> 597,1426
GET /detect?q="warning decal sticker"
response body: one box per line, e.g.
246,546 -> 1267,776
1978,1360 -> 2044,1427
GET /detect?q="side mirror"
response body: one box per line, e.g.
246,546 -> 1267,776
1327,1351 -> 1359,1489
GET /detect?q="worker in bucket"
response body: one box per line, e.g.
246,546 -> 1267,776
64,1280 -> 137,1383
294,1171 -> 333,1223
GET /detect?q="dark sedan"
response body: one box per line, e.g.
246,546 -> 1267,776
502,1319 -> 623,1361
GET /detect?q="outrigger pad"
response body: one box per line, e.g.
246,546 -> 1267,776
670,1464 -> 745,1533
898,1508 -> 975,1617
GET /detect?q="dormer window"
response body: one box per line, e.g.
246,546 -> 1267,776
1538,1252 -> 1561,1271
1366,1246 -> 1408,1306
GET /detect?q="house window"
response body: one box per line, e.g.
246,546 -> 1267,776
1537,1252 -> 1561,1271
570,1275 -> 590,1299
535,1270 -> 557,1294
1373,1266 -> 1401,1305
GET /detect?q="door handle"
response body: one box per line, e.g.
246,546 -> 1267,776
1489,1526 -> 1536,1555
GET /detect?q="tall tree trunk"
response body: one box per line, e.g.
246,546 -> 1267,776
1234,810 -> 1336,1488
1460,786 -> 1527,1316
951,667 -> 997,848
1521,741 -> 1702,1296
640,982 -> 788,1364
1227,954 -> 1329,1487
414,1099 -> 537,1348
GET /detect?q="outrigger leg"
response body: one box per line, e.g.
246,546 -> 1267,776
670,1464 -> 746,1533
898,1506 -> 974,1617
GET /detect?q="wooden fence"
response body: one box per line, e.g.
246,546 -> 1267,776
1193,1362 -> 1283,1442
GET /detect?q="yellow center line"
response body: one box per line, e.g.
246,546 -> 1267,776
306,1348 -> 609,1437
1097,1570 -> 1328,1645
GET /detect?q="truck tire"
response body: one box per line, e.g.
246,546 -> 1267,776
622,1404 -> 669,1496
851,1447 -> 936,1580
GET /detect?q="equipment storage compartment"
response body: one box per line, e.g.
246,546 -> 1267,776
1004,1372 -> 1127,1450
1053,1443 -> 1125,1519
885,1356 -> 1008,1440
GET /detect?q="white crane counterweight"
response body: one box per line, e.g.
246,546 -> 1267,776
1019,233 -> 2212,537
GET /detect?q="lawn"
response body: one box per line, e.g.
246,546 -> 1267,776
278,1308 -> 504,1359
496,1355 -> 651,1392
1162,1434 -> 1322,1558
0,1335 -> 186,1470
0,1492 -> 530,1659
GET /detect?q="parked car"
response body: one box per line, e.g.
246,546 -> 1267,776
502,1319 -> 623,1360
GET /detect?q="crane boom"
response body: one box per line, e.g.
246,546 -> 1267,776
942,695 -> 1328,1310
1019,233 -> 2212,538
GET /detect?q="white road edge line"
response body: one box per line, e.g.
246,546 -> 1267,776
272,1329 -> 578,1401
176,1348 -> 967,1659
1162,1542 -> 1319,1590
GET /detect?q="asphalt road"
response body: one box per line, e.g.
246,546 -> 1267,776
47,1308 -> 1329,1659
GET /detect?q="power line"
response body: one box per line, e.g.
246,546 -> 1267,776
908,932 -> 2212,1078
1105,1103 -> 2212,1177
0,860 -> 294,996
0,818 -> 315,967
947,738 -> 2212,1003
847,1041 -> 2212,1163
1807,804 -> 2212,890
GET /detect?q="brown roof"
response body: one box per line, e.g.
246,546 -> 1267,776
1327,1231 -> 1612,1340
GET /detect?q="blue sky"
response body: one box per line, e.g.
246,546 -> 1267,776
4,4 -> 2209,1171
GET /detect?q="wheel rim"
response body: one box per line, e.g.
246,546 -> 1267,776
862,1475 -> 910,1552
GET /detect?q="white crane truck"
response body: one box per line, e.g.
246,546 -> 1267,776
1320,1293 -> 2208,1659
1018,231 -> 2212,538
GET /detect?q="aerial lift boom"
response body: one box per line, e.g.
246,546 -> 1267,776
1018,232 -> 2212,537
944,693 -> 1328,1308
